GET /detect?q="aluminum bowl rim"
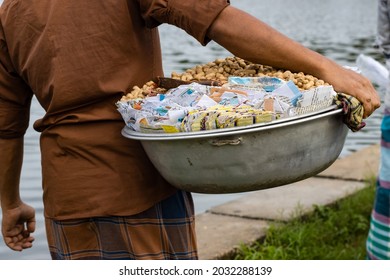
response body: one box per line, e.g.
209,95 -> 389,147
121,105 -> 343,141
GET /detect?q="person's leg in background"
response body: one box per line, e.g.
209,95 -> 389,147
366,60 -> 390,260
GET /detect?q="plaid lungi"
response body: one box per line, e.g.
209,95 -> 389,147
366,109 -> 390,260
45,190 -> 198,260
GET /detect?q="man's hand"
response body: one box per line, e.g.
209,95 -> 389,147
321,66 -> 381,119
1,202 -> 36,251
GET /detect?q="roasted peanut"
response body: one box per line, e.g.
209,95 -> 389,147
121,56 -> 329,101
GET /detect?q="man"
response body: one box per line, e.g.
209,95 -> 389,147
0,0 -> 380,259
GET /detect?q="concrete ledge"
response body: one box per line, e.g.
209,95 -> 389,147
196,212 -> 269,260
318,144 -> 380,181
208,177 -> 366,222
195,144 -> 379,260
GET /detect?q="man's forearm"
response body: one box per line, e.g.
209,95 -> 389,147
0,137 -> 24,210
207,5 -> 381,118
207,6 -> 337,81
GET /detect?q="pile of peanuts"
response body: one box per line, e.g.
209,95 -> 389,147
171,56 -> 328,90
120,81 -> 166,102
121,56 -> 328,101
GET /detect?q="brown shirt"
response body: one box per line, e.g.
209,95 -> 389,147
0,0 -> 230,220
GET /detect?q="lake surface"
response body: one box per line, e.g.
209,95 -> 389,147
0,0 -> 384,259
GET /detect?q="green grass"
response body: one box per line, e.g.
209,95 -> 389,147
233,177 -> 376,260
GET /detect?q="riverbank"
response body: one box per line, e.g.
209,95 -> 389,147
195,144 -> 380,260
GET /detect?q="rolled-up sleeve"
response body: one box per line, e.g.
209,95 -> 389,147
137,0 -> 230,45
0,29 -> 33,139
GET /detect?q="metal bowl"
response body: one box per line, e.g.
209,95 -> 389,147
122,106 -> 348,194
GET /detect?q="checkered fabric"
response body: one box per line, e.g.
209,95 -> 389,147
334,93 -> 366,132
45,190 -> 198,260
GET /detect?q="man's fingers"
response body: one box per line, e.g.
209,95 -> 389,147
363,96 -> 381,118
3,224 -> 35,252
5,235 -> 34,251
26,219 -> 36,233
22,230 -> 30,238
4,236 -> 23,251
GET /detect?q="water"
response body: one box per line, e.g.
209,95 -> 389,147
0,0 -> 384,259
